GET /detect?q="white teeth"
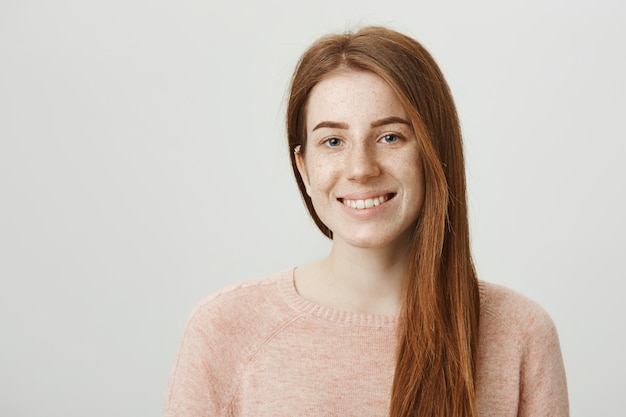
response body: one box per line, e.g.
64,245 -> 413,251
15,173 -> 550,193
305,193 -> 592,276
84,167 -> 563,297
342,195 -> 389,210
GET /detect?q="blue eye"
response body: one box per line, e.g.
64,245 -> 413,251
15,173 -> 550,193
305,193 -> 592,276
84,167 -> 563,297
324,137 -> 342,147
380,134 -> 399,143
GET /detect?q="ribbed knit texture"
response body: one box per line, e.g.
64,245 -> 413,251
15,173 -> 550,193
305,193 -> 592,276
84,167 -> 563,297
163,269 -> 568,416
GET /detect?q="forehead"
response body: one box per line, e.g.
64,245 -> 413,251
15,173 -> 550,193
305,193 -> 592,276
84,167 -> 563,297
305,70 -> 408,132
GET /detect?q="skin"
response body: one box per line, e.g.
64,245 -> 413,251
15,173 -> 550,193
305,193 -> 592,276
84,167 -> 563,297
294,70 -> 425,316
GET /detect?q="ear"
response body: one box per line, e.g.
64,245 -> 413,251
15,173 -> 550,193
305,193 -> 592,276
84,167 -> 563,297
294,146 -> 312,197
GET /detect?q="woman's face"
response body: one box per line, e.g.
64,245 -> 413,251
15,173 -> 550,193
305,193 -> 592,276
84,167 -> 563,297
296,70 -> 425,250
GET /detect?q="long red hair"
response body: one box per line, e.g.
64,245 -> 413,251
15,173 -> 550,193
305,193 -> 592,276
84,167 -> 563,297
287,26 -> 480,417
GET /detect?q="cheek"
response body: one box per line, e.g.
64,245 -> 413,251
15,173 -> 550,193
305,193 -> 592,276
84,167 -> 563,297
394,156 -> 425,204
304,158 -> 336,191
414,164 -> 426,195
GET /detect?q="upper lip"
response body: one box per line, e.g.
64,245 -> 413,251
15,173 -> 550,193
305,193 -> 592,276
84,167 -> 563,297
337,191 -> 396,201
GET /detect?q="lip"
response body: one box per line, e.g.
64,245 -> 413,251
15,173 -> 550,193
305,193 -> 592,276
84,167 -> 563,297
337,192 -> 396,217
338,191 -> 395,200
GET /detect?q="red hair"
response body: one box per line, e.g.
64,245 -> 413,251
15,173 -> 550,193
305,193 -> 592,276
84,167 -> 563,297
287,26 -> 480,416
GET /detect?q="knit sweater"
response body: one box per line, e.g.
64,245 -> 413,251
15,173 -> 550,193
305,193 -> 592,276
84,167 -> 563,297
163,268 -> 569,416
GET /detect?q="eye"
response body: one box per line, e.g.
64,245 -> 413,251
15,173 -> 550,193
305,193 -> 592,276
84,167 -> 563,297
380,134 -> 399,144
323,137 -> 343,147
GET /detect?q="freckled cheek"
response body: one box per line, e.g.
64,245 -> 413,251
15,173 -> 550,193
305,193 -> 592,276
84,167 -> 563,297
306,161 -> 339,189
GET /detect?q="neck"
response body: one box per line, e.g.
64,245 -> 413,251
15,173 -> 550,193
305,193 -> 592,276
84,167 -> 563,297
296,236 -> 411,316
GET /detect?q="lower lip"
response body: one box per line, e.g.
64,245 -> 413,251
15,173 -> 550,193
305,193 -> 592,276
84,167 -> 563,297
338,196 -> 394,219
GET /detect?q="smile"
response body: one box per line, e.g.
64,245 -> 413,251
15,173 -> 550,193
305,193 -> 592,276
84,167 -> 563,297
339,193 -> 394,210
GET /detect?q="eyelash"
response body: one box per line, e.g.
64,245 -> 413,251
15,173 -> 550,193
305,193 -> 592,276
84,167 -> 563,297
321,133 -> 403,148
323,137 -> 342,147
380,134 -> 399,144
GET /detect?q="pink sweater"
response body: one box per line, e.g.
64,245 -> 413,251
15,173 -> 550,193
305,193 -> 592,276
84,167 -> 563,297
164,269 -> 568,416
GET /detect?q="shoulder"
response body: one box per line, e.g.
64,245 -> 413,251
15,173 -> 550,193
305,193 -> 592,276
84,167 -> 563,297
186,269 -> 301,342
164,269 -> 303,415
479,281 -> 560,351
477,282 -> 569,414
178,270 -> 303,389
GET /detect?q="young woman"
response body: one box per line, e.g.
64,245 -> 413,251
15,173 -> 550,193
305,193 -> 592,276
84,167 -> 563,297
163,26 -> 569,417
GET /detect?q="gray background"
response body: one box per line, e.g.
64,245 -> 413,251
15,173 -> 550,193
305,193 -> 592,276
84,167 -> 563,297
1,0 -> 624,415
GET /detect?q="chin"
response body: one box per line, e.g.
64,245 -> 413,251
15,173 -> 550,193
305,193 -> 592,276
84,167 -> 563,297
334,230 -> 412,250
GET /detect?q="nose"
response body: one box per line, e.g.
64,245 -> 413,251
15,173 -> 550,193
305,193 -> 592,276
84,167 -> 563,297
346,142 -> 381,182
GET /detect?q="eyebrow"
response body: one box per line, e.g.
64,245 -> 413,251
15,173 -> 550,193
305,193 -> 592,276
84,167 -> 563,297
370,116 -> 411,128
311,116 -> 411,132
312,121 -> 349,131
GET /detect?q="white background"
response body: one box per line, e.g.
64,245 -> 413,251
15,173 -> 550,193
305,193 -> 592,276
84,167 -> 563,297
1,0 -> 624,415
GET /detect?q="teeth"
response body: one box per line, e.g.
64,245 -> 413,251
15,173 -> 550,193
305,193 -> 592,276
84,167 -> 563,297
342,195 -> 389,210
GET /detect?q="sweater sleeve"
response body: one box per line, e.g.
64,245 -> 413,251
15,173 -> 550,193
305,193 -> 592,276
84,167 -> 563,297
518,306 -> 569,417
163,300 -> 236,417
162,276 -> 294,417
